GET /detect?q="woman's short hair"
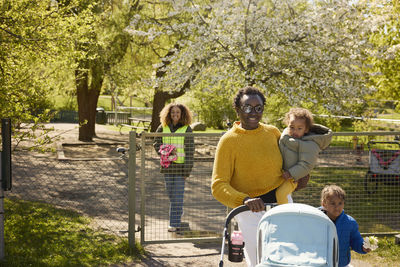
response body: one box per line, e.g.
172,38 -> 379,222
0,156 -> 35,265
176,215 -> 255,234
320,184 -> 346,204
233,86 -> 266,109
159,103 -> 193,127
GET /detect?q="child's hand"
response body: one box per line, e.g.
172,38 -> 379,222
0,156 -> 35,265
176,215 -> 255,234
282,171 -> 292,180
363,236 -> 378,251
362,246 -> 371,253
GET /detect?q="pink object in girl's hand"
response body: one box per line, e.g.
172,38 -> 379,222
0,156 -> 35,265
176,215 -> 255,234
159,144 -> 177,168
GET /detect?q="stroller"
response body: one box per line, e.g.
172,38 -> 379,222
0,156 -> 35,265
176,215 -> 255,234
364,140 -> 400,194
219,203 -> 338,267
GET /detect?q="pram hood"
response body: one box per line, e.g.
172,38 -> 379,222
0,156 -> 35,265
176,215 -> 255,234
256,203 -> 338,267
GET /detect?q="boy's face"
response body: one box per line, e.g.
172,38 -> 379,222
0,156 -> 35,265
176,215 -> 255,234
287,115 -> 308,138
322,194 -> 344,221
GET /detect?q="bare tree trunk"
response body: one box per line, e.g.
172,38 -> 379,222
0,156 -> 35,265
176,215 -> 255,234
75,60 -> 103,141
150,91 -> 171,132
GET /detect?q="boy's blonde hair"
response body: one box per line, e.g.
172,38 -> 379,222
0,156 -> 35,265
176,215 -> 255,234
320,184 -> 346,204
284,108 -> 314,130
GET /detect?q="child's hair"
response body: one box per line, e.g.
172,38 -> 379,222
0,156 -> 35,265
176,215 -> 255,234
321,184 -> 346,204
283,108 -> 314,129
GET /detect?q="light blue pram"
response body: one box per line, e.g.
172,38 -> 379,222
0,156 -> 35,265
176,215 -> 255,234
256,203 -> 338,267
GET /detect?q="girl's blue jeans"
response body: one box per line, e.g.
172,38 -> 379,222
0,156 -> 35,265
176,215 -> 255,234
164,174 -> 185,228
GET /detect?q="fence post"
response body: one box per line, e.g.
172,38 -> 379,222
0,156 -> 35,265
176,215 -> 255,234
0,158 -> 3,260
128,131 -> 137,249
0,118 -> 11,260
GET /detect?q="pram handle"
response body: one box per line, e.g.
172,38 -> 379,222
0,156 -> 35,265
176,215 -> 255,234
224,203 -> 277,229
368,140 -> 400,150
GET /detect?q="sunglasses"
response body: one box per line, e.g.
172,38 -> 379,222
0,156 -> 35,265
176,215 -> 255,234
241,104 -> 264,114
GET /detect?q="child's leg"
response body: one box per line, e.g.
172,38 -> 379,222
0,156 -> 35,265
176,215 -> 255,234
276,179 -> 297,204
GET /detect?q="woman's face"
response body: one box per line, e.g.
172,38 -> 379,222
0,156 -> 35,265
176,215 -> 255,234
170,106 -> 182,125
236,94 -> 264,130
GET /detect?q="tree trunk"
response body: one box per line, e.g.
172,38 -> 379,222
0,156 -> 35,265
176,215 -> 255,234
75,60 -> 103,141
150,91 -> 169,132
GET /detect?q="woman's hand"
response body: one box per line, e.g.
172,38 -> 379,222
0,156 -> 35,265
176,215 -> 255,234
243,197 -> 265,212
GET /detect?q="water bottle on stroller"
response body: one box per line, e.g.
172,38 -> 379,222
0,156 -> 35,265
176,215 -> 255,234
228,230 -> 244,262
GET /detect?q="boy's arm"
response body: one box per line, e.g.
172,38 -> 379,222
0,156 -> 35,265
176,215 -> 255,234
349,220 -> 367,254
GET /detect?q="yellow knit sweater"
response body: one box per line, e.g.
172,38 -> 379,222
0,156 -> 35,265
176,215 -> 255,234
211,122 -> 284,208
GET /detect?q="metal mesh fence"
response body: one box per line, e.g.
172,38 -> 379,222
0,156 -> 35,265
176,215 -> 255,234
5,131 -> 400,247
7,151 -> 130,237
139,131 -> 400,244
138,133 -> 225,244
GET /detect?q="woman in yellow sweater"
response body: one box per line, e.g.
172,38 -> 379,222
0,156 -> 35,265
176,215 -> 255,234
211,86 -> 287,267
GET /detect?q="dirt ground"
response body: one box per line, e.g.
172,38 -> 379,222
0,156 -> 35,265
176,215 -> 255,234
49,123 -> 374,267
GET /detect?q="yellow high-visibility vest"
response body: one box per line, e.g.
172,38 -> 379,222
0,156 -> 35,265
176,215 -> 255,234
162,125 -> 188,164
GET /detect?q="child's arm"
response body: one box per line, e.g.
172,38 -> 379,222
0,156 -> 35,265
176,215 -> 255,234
349,220 -> 368,254
363,247 -> 371,253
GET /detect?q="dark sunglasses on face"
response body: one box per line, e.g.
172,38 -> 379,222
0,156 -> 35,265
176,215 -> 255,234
241,104 -> 264,114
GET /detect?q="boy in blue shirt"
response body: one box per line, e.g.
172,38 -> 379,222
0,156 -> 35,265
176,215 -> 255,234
320,185 -> 371,267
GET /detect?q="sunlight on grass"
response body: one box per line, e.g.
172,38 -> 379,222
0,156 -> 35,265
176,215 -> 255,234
351,236 -> 400,267
1,198 -> 144,267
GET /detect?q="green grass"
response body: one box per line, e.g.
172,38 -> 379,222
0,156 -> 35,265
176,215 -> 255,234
293,166 -> 400,233
295,166 -> 400,265
352,236 -> 400,266
52,95 -> 148,111
194,128 -> 226,133
1,198 -> 144,267
376,112 -> 400,120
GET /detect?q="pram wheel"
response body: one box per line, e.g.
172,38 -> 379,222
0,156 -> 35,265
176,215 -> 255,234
364,172 -> 378,194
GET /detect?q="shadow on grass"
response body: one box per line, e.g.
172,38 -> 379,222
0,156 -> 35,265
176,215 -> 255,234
1,198 -> 144,267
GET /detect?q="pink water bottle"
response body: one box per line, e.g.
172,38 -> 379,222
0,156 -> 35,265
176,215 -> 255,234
228,230 -> 244,262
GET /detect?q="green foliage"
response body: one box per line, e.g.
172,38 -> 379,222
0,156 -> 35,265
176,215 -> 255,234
352,236 -> 400,266
191,80 -> 238,129
374,236 -> 400,262
367,1 -> 400,111
1,198 -> 143,267
264,93 -> 290,128
127,0 -> 375,116
0,0 -> 77,148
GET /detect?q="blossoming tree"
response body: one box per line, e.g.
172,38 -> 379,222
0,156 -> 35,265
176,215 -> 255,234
128,0 -> 382,127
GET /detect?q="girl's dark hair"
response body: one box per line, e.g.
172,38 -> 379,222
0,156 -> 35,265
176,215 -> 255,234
233,86 -> 266,109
